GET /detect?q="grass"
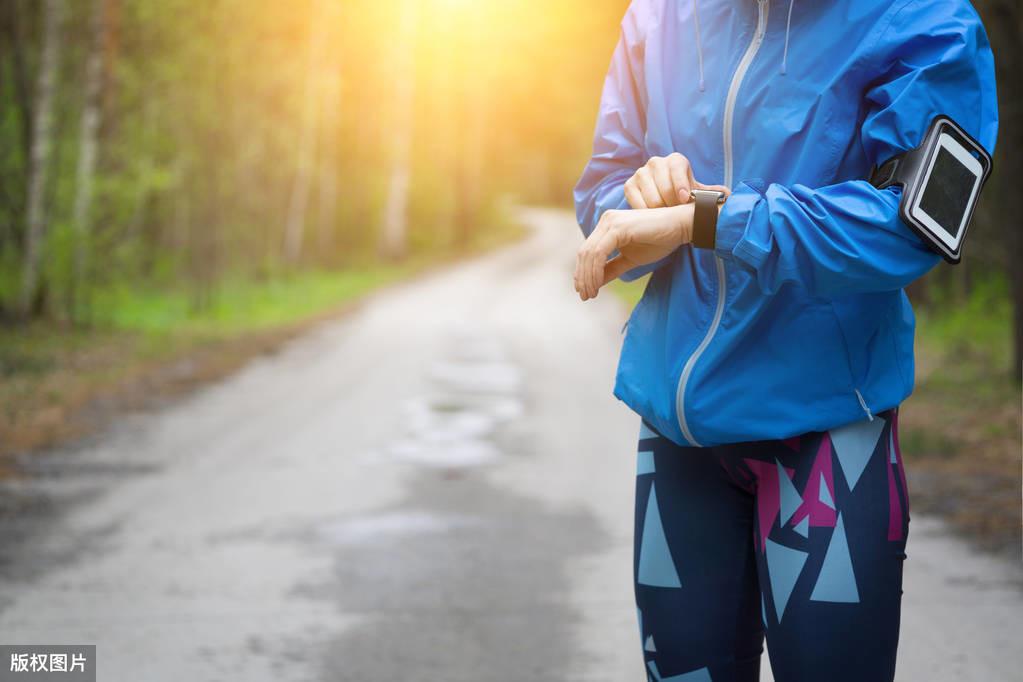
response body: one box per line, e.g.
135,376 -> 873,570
901,286 -> 1020,556
0,215 -> 526,466
609,272 -> 1021,555
91,267 -> 412,337
0,269 -> 406,464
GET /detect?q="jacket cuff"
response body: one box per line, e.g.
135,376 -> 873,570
714,181 -> 767,266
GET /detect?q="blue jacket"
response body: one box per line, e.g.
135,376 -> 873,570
574,0 -> 998,447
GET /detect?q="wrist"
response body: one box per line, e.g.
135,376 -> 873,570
676,203 -> 695,245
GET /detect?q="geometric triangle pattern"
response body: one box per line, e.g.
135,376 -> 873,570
743,458 -> 793,553
765,538 -> 809,622
638,484 -> 682,588
818,471 -> 835,509
810,513 -> 860,603
787,437 -> 837,532
829,417 -> 885,492
637,450 -> 656,476
886,417 -> 910,542
631,407 -> 907,679
777,458 -> 802,527
793,515 -> 809,538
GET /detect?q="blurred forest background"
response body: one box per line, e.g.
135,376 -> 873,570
0,0 -> 627,454
0,0 -> 1019,548
0,0 -> 620,321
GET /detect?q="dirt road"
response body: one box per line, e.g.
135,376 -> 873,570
1,209 -> 1019,681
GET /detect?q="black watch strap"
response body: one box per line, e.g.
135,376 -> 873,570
690,189 -> 725,249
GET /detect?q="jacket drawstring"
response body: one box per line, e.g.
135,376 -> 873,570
781,0 -> 795,75
697,0 -> 796,83
693,0 -> 706,91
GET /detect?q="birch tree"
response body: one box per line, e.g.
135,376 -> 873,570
315,59 -> 342,261
283,0 -> 328,265
379,0 -> 417,261
19,0 -> 63,316
69,0 -> 107,319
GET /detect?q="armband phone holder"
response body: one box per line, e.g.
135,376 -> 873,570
869,115 -> 992,264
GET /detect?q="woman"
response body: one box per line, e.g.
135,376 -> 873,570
573,1 -> 997,681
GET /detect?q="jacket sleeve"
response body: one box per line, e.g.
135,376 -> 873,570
713,0 -> 999,298
572,1 -> 668,281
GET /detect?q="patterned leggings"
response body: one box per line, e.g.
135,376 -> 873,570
634,408 -> 909,682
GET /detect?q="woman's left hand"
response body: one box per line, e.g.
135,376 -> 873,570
574,203 -> 695,301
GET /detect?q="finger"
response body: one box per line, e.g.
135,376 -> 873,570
589,230 -> 620,298
602,255 -> 634,286
624,177 -> 647,209
584,212 -> 618,298
574,248 -> 583,295
649,158 -> 678,207
590,255 -> 603,299
575,242 -> 585,290
577,240 -> 595,300
580,232 -> 605,300
581,249 -> 595,300
584,239 -> 602,300
668,153 -> 692,204
635,167 -> 664,208
575,237 -> 594,297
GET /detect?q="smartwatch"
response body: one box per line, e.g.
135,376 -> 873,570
689,188 -> 726,249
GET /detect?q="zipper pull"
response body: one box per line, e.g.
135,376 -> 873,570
854,389 -> 875,421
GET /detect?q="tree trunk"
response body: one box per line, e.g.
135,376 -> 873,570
283,0 -> 328,265
980,0 -> 1023,382
315,0 -> 343,267
4,0 -> 34,165
315,60 -> 341,264
1006,9 -> 1023,384
69,0 -> 107,321
19,0 -> 63,317
379,0 -> 417,261
454,6 -> 487,250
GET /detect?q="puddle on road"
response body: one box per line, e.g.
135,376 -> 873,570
284,324 -> 612,681
298,446 -> 607,682
387,327 -> 524,469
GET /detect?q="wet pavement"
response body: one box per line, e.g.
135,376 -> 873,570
0,208 -> 1021,681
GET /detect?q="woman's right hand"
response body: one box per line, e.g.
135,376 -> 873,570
624,153 -> 730,209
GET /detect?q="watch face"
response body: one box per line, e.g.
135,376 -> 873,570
690,189 -> 725,203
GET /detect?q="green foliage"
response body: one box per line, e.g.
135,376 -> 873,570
0,0 -> 629,322
90,267 -> 409,336
916,272 -> 1013,372
0,0 -> 1015,386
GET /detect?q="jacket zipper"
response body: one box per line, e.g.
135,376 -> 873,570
676,0 -> 769,446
